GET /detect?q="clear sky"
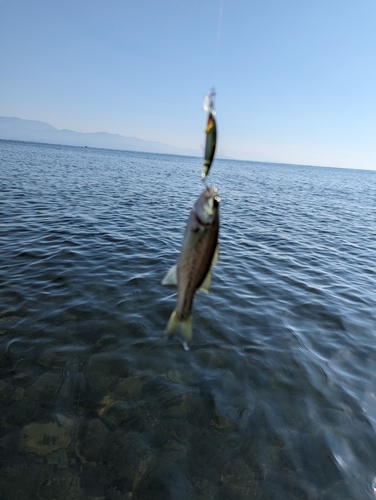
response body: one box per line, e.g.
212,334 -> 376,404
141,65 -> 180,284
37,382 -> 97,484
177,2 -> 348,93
1,0 -> 375,169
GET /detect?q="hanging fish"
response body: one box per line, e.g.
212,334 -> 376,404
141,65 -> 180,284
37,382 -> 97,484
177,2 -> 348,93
162,186 -> 220,350
202,89 -> 217,179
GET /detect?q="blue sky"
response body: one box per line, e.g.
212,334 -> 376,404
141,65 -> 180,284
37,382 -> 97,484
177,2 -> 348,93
1,0 -> 375,169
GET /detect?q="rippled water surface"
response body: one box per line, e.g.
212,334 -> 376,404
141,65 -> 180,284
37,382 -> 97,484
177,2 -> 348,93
1,140 -> 376,499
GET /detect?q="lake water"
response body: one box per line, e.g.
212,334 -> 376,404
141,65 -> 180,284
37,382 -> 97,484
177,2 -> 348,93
1,139 -> 376,499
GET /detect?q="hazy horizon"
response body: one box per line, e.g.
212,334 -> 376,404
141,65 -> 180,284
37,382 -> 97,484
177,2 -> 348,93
4,117 -> 376,173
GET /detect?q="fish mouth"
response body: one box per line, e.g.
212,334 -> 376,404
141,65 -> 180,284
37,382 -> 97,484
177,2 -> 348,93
194,188 -> 220,226
193,209 -> 209,226
207,186 -> 220,202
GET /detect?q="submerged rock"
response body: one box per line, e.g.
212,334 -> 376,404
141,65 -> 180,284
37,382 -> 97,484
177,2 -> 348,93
25,371 -> 71,402
0,379 -> 25,406
221,458 -> 256,499
19,418 -> 73,455
192,477 -> 219,500
0,315 -> 22,331
47,449 -> 69,469
112,373 -> 154,400
0,463 -> 41,500
85,352 -> 130,392
97,395 -> 146,431
36,468 -> 83,500
1,399 -> 44,428
106,487 -> 133,500
160,367 -> 192,386
195,347 -> 229,370
76,418 -> 109,464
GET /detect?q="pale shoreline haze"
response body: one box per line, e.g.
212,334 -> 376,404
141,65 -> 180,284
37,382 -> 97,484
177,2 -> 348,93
0,116 -> 202,157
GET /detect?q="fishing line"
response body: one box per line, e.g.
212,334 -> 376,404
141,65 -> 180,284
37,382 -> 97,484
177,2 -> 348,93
201,0 -> 223,181
213,0 -> 225,89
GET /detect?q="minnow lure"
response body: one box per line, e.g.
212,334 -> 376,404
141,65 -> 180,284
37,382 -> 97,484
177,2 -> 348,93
202,88 -> 217,180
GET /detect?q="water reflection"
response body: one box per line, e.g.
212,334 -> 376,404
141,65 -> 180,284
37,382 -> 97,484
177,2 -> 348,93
1,142 -> 376,498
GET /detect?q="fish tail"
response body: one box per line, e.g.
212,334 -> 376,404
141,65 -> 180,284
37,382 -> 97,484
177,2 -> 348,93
166,311 -> 192,351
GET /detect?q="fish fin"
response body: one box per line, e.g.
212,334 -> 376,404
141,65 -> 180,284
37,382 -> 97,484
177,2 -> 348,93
199,245 -> 219,293
162,264 -> 178,286
212,243 -> 220,266
166,311 -> 192,350
199,269 -> 212,294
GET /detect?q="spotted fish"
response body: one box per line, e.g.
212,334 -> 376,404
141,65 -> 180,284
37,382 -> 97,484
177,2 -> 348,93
162,186 -> 220,350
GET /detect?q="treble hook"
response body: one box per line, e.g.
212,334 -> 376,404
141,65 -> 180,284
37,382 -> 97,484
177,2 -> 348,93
204,87 -> 216,115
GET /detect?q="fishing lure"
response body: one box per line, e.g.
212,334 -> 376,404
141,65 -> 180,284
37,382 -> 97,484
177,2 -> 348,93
202,88 -> 217,180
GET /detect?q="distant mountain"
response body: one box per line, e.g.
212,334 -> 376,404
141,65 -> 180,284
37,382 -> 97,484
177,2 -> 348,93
0,116 -> 201,157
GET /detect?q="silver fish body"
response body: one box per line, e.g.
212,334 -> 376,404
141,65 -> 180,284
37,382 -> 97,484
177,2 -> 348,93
162,187 -> 220,350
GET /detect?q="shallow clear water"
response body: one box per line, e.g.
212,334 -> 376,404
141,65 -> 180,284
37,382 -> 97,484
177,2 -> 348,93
1,139 -> 376,499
